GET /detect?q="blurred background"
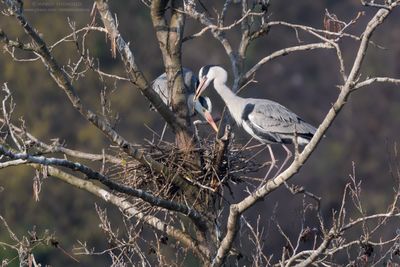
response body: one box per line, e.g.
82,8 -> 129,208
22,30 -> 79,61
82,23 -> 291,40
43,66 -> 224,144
0,0 -> 399,265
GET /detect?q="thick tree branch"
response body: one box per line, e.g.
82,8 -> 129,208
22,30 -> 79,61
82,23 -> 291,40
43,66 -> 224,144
94,0 -> 183,132
1,0 -> 198,195
150,0 -> 196,151
34,164 -> 209,262
0,145 -> 208,232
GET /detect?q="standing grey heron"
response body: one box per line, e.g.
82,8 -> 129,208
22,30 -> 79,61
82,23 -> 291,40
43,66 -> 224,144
194,65 -> 317,177
151,67 -> 218,132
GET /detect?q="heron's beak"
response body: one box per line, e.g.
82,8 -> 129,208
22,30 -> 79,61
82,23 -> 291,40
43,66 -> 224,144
204,111 -> 219,133
194,77 -> 207,101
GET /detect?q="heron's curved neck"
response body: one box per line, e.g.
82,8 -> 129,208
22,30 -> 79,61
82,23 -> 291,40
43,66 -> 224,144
213,78 -> 244,125
213,79 -> 240,105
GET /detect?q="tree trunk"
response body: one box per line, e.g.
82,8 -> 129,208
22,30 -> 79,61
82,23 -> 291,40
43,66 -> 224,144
151,0 -> 198,156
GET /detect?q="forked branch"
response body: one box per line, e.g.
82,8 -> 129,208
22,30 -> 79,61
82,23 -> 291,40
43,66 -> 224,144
1,0 -> 198,195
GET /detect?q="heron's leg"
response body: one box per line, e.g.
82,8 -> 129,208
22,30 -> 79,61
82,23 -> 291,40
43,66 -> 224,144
264,144 -> 277,179
273,144 -> 293,177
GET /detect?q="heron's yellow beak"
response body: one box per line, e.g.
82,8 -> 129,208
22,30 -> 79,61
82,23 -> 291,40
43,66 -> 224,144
194,77 -> 207,101
204,110 -> 219,133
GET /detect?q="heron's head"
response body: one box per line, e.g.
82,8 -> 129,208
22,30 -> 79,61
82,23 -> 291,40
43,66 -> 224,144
189,95 -> 218,132
194,65 -> 227,101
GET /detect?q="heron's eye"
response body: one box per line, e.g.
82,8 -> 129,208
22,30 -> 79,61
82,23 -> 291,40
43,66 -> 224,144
202,108 -> 206,113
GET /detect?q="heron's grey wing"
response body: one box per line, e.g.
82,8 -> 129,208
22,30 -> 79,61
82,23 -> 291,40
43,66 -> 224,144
241,103 -> 282,143
150,68 -> 199,111
243,100 -> 316,139
151,73 -> 171,104
149,73 -> 171,111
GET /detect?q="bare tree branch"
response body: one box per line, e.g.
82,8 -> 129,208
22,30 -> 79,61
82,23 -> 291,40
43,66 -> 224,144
0,117 -> 123,164
0,0 -> 198,194
0,144 -> 208,232
353,77 -> 400,91
94,0 -> 183,132
242,43 -> 334,86
183,1 -> 240,90
0,28 -> 34,51
212,7 -> 395,267
38,164 -> 209,262
293,231 -> 334,267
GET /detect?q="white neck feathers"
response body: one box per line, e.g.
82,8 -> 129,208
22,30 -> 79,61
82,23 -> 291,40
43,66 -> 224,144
212,77 -> 244,126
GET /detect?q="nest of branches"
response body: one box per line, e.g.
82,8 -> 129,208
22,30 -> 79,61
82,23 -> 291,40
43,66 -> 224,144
107,135 -> 263,211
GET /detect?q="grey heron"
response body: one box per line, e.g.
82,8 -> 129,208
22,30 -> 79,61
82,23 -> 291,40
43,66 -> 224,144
151,67 -> 218,132
194,65 -> 317,177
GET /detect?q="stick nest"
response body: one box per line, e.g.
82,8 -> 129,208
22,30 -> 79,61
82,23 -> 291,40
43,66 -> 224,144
107,137 -> 263,211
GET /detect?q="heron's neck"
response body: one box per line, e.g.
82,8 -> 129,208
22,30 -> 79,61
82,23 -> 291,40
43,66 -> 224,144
213,79 -> 238,102
213,79 -> 244,125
